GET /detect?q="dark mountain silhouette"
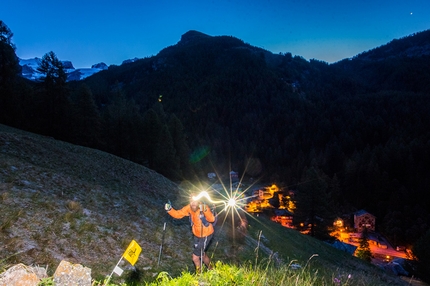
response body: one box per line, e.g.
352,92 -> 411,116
354,29 -> 430,61
331,29 -> 430,93
80,29 -> 430,248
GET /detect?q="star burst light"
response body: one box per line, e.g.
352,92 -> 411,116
192,189 -> 251,214
188,174 -> 266,237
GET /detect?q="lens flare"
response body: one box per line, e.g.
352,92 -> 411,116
191,190 -> 247,212
189,146 -> 210,163
186,170 -> 274,246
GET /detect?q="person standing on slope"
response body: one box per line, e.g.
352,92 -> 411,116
165,194 -> 215,273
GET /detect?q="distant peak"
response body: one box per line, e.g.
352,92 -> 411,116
91,62 -> 108,70
180,30 -> 211,44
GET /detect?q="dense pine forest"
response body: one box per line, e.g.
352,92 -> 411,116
1,21 -> 430,265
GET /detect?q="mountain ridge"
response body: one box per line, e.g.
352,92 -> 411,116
353,29 -> 430,61
18,28 -> 430,83
18,57 -> 109,81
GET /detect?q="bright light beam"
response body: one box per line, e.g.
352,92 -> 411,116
192,190 -> 245,212
192,191 -> 225,204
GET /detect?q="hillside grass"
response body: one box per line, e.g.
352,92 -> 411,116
92,215 -> 409,285
0,124 -> 411,285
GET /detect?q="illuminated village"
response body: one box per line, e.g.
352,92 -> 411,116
242,183 -> 411,265
244,184 -> 295,228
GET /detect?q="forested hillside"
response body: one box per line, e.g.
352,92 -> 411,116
1,24 -> 430,252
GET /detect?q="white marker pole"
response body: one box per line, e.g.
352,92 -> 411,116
104,256 -> 124,286
158,222 -> 167,265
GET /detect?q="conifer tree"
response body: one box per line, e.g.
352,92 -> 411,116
413,228 -> 430,283
38,51 -> 67,88
356,228 -> 372,262
168,114 -> 192,179
0,20 -> 15,49
37,51 -> 71,139
294,166 -> 333,239
0,41 -> 20,125
142,109 -> 162,168
101,84 -> 144,161
0,21 -> 20,125
72,84 -> 102,148
154,124 -> 179,179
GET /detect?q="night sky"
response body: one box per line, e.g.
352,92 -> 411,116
3,0 -> 430,68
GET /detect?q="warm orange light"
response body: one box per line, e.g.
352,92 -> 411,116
245,184 -> 296,214
334,219 -> 343,227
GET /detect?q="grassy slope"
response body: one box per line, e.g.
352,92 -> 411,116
0,124 -> 190,281
244,216 -> 407,285
0,124 -> 408,285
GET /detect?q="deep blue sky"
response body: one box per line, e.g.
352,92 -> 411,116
3,0 -> 430,68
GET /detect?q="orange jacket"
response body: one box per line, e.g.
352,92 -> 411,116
168,204 -> 215,237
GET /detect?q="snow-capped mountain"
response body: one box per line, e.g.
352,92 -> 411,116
20,58 -> 43,81
19,58 -> 108,81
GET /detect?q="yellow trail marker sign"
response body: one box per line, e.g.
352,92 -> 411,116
123,240 -> 142,266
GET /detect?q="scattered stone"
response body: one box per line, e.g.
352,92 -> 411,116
290,263 -> 302,270
53,260 -> 92,286
0,263 -> 47,286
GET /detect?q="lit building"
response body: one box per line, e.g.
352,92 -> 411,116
354,210 -> 375,232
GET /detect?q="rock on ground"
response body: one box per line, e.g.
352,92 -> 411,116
0,263 -> 47,286
53,260 -> 92,286
0,260 -> 91,286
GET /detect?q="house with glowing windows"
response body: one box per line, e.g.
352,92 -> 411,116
354,209 -> 375,232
